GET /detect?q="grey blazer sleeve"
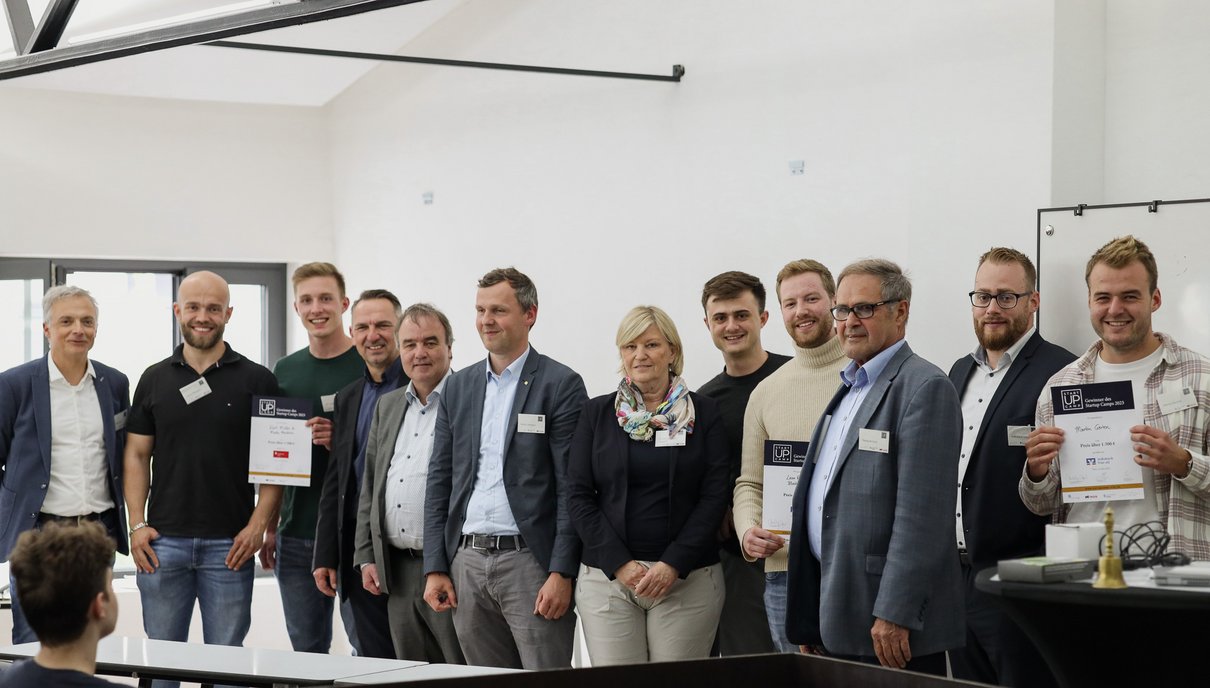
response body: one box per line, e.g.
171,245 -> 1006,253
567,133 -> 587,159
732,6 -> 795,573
546,369 -> 588,576
423,392 -> 456,575
872,372 -> 962,629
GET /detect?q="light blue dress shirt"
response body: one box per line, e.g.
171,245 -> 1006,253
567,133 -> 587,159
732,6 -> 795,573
462,347 -> 530,535
806,339 -> 907,560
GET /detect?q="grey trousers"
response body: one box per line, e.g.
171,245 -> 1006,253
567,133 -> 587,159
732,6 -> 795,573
450,544 -> 576,669
576,562 -> 724,665
386,546 -> 465,664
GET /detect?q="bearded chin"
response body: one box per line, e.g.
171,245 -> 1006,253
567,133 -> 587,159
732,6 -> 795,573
976,323 -> 1017,352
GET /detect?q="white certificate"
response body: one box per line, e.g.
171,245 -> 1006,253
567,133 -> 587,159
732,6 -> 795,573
249,396 -> 313,486
1050,381 -> 1144,503
762,440 -> 809,537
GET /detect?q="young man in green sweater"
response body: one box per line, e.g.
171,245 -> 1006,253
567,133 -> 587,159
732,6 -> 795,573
733,259 -> 847,652
261,262 -> 364,653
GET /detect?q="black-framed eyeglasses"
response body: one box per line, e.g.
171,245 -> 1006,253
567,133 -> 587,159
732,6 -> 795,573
969,291 -> 1033,309
830,299 -> 901,320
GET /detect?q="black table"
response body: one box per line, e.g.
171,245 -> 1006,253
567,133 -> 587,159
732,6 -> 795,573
976,568 -> 1210,688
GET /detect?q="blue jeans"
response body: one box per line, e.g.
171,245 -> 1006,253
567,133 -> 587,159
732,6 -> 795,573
275,535 -> 334,653
8,572 -> 35,644
137,535 -> 254,642
764,571 -> 797,653
136,536 -> 254,687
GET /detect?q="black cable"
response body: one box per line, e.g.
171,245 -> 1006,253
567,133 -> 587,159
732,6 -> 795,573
1098,520 -> 1191,569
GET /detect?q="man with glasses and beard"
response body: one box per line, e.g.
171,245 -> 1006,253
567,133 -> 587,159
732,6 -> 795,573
124,271 -> 280,675
947,248 -> 1073,688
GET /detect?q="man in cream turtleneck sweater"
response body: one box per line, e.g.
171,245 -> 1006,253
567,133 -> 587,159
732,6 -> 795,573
733,259 -> 847,652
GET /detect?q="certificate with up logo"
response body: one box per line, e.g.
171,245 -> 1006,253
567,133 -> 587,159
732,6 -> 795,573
1050,381 -> 1144,503
763,440 -> 809,537
249,396 -> 313,486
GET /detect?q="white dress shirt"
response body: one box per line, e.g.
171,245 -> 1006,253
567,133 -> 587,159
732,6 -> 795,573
44,358 -> 112,517
955,328 -> 1034,548
385,374 -> 449,550
462,347 -> 529,535
807,340 -> 906,560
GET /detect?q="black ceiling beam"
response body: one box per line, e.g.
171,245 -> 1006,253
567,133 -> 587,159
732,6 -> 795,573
207,40 -> 686,82
25,0 -> 79,55
0,0 -> 429,81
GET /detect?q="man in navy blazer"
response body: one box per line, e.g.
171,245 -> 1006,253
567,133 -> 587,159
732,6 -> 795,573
0,285 -> 129,643
786,259 -> 963,676
423,267 -> 587,670
947,248 -> 1073,687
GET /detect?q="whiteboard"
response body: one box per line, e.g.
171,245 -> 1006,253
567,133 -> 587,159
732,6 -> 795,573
1038,199 -> 1210,359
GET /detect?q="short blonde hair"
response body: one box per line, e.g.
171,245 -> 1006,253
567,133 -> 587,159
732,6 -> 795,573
615,306 -> 684,376
1085,235 -> 1158,293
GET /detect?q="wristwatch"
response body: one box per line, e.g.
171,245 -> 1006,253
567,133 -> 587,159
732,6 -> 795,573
129,521 -> 149,536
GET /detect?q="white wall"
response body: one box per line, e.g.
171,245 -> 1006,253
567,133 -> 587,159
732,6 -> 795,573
0,87 -> 332,263
328,0 -> 1057,394
1104,0 -> 1210,201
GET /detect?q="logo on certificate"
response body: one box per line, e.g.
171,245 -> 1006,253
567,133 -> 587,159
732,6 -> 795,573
273,450 -> 289,458
1060,389 -> 1084,412
259,399 -> 277,416
772,443 -> 793,464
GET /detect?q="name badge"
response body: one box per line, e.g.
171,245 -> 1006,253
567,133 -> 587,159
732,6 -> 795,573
179,377 -> 213,405
858,428 -> 890,454
1157,385 -> 1197,416
654,429 -> 687,447
114,409 -> 128,431
321,394 -> 336,413
517,413 -> 546,434
1006,425 -> 1033,447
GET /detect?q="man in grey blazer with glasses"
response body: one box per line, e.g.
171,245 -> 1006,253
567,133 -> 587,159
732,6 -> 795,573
786,259 -> 964,676
422,267 -> 587,670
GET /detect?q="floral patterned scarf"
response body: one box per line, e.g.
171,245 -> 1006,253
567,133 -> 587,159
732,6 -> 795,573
614,375 -> 696,442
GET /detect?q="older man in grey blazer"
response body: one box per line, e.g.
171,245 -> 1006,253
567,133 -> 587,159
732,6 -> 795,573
786,259 -> 963,676
422,268 -> 587,670
355,303 -> 464,664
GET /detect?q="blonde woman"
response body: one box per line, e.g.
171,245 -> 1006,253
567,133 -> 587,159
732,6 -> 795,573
568,306 -> 729,665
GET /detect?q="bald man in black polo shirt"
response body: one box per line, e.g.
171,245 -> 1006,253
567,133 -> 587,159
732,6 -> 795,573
124,271 -> 281,670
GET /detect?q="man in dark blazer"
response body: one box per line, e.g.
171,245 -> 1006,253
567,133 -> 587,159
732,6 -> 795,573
947,248 -> 1074,687
0,285 -> 129,643
423,267 -> 587,670
312,290 -> 406,659
354,303 -> 463,663
786,259 -> 963,676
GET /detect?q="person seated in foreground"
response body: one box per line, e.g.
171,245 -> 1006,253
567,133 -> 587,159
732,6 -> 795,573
1,521 -> 118,687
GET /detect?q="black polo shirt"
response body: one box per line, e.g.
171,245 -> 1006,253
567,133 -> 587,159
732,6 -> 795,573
128,343 -> 279,539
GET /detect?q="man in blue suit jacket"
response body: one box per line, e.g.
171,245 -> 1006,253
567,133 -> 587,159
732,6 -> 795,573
423,267 -> 587,670
0,285 -> 129,643
786,259 -> 963,676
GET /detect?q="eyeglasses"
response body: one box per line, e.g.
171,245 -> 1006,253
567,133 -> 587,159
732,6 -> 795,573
830,299 -> 901,320
969,291 -> 1033,309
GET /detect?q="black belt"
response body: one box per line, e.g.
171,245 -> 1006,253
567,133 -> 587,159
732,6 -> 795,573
958,548 -> 971,567
390,546 -> 424,558
37,509 -> 113,526
461,533 -> 526,552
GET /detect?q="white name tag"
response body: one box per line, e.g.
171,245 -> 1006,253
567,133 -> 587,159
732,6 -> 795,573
517,413 -> 546,434
858,428 -> 890,454
1157,385 -> 1197,416
654,429 -> 687,447
321,394 -> 336,413
179,377 -> 213,405
114,409 -> 128,431
1006,425 -> 1033,447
